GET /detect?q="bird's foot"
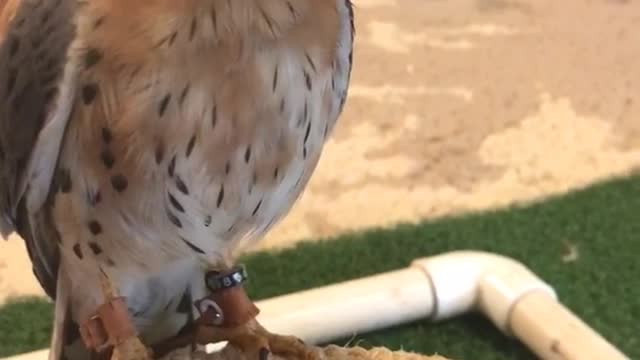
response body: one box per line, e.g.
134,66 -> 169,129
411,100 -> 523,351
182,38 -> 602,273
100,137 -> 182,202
153,265 -> 319,359
191,266 -> 318,359
111,336 -> 153,360
196,319 -> 318,360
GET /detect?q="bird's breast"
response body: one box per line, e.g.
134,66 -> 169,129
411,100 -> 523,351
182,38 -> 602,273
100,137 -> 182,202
53,0 -> 352,274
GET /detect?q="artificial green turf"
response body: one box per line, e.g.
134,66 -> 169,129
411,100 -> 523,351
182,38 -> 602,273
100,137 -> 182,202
2,174 -> 640,359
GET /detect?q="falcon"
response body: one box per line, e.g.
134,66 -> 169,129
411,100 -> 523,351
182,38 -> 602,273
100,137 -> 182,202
0,0 -> 354,359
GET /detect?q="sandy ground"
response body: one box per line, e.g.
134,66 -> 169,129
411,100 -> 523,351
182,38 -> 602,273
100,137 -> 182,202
1,0 -> 640,304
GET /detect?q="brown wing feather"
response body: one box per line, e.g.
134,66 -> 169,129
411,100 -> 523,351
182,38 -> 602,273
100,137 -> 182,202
0,0 -> 77,298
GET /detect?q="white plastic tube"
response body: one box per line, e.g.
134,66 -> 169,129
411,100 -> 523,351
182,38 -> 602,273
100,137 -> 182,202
3,251 -> 630,360
256,267 -> 435,344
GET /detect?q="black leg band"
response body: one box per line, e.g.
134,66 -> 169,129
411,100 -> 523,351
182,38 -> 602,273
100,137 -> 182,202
205,265 -> 249,293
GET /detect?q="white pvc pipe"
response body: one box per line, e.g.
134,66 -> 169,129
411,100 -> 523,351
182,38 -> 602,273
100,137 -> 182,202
3,251 -> 630,360
255,267 -> 435,345
415,252 -> 630,359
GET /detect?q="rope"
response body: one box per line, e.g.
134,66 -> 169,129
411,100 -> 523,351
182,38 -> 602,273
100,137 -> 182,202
159,344 -> 451,360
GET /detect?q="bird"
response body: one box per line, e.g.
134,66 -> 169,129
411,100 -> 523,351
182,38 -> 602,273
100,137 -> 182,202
0,0 -> 354,359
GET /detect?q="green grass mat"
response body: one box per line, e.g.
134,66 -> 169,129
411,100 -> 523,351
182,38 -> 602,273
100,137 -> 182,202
2,174 -> 639,359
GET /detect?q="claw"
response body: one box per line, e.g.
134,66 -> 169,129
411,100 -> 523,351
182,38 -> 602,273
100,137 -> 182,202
110,336 -> 152,360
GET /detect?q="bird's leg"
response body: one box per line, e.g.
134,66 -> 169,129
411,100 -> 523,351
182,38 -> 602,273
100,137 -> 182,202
151,265 -> 317,358
176,265 -> 318,359
78,271 -> 152,360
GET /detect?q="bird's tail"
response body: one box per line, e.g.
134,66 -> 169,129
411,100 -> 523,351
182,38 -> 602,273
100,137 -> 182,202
49,266 -> 69,360
49,268 -> 91,360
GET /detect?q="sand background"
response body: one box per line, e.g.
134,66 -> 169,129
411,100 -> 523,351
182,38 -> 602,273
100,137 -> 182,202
1,0 -> 640,304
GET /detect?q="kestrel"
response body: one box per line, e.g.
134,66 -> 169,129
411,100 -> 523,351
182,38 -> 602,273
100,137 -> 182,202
0,0 -> 354,359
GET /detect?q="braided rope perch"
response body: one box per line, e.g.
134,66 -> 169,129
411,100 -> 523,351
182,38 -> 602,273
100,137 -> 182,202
159,344 -> 451,360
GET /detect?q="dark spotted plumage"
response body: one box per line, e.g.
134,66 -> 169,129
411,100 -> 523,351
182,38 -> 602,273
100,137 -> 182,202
175,176 -> 189,195
73,244 -> 83,259
168,193 -> 184,213
216,185 -> 224,207
211,8 -> 218,31
185,134 -> 196,157
110,174 -> 128,192
168,31 -> 178,46
304,71 -> 312,90
168,155 -> 176,176
58,169 -> 72,193
84,48 -> 102,69
272,66 -> 278,91
179,84 -> 190,106
100,149 -> 115,169
87,220 -> 102,235
0,1 -> 356,359
244,146 -> 252,163
180,237 -> 205,254
167,210 -> 182,228
93,16 -> 106,29
101,127 -> 113,144
252,200 -> 262,216
82,83 -> 98,104
305,52 -> 316,73
260,8 -> 275,35
158,93 -> 171,117
304,121 -> 311,143
300,101 -> 308,126
189,18 -> 197,41
88,242 -> 102,255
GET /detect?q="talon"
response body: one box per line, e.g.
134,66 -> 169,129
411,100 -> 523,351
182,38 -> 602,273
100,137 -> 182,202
297,338 -> 305,345
259,347 -> 270,360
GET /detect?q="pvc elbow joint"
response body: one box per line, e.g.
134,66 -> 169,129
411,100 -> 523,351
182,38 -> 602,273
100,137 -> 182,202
411,251 -> 557,335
